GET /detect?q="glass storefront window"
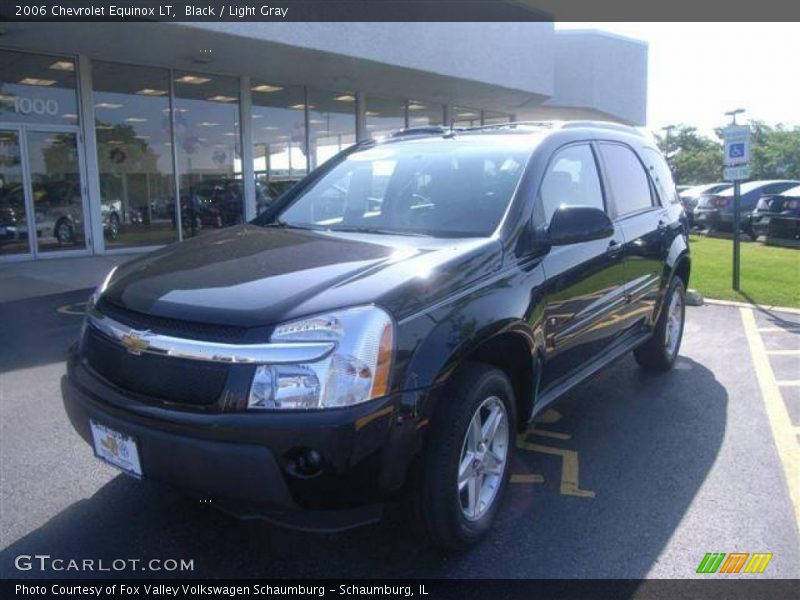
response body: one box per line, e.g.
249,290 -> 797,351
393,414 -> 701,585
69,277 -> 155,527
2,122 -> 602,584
307,89 -> 356,169
0,130 -> 28,255
250,81 -> 307,215
407,101 -> 444,128
26,131 -> 87,253
0,50 -> 79,126
92,61 -> 177,248
365,95 -> 406,139
174,71 -> 241,236
483,111 -> 512,126
452,106 -> 482,128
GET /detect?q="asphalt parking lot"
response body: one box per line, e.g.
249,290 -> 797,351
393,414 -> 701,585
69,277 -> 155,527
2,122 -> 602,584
1,291 -> 798,579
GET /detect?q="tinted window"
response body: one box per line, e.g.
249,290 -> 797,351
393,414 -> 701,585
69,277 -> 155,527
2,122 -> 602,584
275,139 -> 532,237
539,144 -> 604,224
599,143 -> 654,216
762,182 -> 797,195
642,147 -> 678,205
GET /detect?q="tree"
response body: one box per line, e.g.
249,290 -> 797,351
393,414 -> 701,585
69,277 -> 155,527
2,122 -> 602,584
747,121 -> 800,180
656,122 -> 800,185
654,125 -> 723,185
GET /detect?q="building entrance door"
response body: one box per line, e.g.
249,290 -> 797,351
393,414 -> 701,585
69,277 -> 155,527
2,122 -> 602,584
0,124 -> 91,260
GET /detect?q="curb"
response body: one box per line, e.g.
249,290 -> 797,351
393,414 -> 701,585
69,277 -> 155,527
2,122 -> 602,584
701,297 -> 800,316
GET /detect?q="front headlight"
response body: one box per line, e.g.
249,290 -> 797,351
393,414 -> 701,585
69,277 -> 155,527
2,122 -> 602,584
248,306 -> 394,410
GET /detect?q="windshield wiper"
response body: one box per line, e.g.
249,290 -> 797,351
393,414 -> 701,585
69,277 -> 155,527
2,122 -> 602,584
263,219 -> 324,231
328,225 -> 430,237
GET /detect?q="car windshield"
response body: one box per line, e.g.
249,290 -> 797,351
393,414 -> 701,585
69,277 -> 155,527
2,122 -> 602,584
270,137 -> 535,237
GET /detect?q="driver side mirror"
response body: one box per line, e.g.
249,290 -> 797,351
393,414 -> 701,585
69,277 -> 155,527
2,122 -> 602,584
547,205 -> 614,246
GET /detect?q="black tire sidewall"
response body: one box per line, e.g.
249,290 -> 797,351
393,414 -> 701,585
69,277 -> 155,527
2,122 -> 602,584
422,364 -> 517,548
658,277 -> 686,365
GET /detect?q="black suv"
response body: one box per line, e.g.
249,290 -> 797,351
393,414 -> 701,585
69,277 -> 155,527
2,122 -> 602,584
63,122 -> 689,548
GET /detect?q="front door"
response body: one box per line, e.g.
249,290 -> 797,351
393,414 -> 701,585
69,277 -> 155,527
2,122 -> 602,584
0,124 -> 90,259
537,143 -> 630,390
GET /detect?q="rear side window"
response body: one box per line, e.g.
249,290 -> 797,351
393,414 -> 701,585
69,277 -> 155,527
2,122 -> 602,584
598,143 -> 654,216
642,147 -> 679,205
539,144 -> 604,224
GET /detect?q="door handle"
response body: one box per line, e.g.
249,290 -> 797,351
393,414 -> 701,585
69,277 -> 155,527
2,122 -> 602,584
606,240 -> 623,256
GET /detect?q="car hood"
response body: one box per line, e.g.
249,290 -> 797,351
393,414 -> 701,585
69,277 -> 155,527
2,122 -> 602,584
101,224 -> 503,327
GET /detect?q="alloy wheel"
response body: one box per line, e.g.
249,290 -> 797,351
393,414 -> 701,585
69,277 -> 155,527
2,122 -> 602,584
664,286 -> 684,358
457,395 -> 509,521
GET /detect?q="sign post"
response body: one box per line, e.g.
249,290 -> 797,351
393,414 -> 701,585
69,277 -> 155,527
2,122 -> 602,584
722,120 -> 751,291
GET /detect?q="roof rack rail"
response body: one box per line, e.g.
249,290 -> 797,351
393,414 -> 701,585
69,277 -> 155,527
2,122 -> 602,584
464,120 -> 559,132
463,119 -> 645,137
559,120 -> 645,137
390,125 -> 450,138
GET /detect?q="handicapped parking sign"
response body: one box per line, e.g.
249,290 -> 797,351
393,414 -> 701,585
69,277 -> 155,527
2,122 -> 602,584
728,143 -> 745,159
723,125 -> 750,167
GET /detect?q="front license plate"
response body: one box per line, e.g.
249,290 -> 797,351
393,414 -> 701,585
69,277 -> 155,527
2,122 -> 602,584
90,420 -> 142,478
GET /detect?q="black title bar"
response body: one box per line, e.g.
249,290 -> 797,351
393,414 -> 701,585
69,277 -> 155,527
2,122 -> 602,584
1,0 -> 800,22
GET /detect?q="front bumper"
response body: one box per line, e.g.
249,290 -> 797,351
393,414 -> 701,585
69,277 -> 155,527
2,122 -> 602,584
62,351 -> 429,531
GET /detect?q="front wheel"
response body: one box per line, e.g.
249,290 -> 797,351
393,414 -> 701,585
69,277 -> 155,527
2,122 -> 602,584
410,363 -> 516,549
634,277 -> 686,371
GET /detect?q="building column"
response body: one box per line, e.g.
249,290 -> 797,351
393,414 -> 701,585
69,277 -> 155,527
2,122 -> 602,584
77,54 -> 104,256
355,91 -> 367,141
240,76 -> 256,221
443,104 -> 451,128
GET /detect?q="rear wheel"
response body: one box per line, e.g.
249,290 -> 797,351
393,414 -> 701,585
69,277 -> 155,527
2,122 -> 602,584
634,277 -> 686,371
54,219 -> 74,245
410,363 -> 516,549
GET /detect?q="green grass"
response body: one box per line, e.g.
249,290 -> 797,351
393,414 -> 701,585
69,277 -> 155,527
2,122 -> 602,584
688,234 -> 800,308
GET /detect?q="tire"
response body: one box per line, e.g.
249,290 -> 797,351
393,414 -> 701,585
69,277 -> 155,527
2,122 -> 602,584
54,219 -> 74,245
634,276 -> 686,371
410,362 -> 516,549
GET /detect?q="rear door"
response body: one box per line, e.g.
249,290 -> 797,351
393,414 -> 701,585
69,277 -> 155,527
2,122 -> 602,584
596,142 -> 669,333
538,143 -> 629,389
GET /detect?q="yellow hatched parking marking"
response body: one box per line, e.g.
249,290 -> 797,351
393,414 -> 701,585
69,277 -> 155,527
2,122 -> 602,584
776,381 -> 800,387
740,308 -> 800,533
766,349 -> 800,356
510,474 -> 545,484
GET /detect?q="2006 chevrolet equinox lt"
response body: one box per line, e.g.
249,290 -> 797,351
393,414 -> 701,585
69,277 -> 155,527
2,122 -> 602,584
63,121 -> 690,548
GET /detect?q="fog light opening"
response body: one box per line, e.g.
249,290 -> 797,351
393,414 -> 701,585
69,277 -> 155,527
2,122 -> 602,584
285,447 -> 323,478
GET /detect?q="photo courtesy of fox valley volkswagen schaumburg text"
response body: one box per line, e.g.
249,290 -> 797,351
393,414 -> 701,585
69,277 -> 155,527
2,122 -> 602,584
0,5 -> 799,598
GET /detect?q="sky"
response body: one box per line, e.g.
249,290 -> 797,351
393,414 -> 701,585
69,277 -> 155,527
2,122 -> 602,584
555,23 -> 800,138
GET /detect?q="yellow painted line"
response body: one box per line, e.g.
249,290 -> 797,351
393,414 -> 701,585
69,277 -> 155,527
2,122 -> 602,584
510,473 -> 544,484
535,409 -> 562,424
776,381 -> 800,387
56,302 -> 88,316
741,308 -> 800,532
530,427 -> 572,441
766,349 -> 800,356
517,438 -> 595,498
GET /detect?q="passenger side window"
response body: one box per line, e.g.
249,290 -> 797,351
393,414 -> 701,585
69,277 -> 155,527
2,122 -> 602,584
598,143 -> 655,216
642,147 -> 679,205
539,144 -> 604,225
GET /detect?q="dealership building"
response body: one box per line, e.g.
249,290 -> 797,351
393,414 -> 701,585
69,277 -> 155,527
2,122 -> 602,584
0,21 -> 647,262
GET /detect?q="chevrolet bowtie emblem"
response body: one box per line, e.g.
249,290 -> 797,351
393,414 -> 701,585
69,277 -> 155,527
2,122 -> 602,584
120,330 -> 151,355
